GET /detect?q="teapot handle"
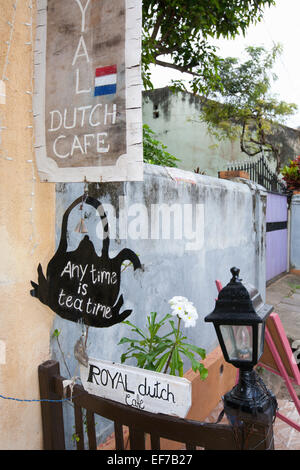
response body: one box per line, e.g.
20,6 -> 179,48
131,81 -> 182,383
57,194 -> 109,257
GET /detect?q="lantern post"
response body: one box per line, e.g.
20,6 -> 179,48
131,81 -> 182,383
205,267 -> 278,444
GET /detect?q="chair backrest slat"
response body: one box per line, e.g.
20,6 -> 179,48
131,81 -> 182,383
150,432 -> 160,450
114,421 -> 125,450
86,410 -> 97,450
74,405 -> 85,450
129,425 -> 145,450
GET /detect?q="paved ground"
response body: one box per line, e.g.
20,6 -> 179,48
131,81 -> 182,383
263,274 -> 300,399
263,273 -> 300,402
263,273 -> 300,449
266,272 -> 300,346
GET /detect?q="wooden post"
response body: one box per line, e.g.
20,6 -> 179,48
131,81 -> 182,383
244,420 -> 274,450
235,417 -> 275,450
38,360 -> 65,450
224,405 -> 275,450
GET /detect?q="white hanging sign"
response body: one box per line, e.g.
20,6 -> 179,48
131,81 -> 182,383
34,0 -> 143,182
80,358 -> 192,418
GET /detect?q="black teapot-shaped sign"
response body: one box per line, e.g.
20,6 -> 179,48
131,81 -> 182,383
30,195 -> 142,327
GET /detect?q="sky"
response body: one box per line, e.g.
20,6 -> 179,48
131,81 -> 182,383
149,0 -> 300,129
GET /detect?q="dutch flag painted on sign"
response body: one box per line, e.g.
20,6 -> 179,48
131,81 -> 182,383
94,65 -> 117,97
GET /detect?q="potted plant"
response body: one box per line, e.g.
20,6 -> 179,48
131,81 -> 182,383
281,156 -> 300,193
98,297 -> 236,450
118,296 -> 208,379
111,297 -> 208,449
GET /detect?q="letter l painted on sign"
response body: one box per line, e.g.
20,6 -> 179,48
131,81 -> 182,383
75,68 -> 91,94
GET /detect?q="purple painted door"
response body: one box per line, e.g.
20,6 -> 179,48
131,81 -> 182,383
266,193 -> 288,282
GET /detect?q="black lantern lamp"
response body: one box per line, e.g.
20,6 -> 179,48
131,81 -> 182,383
205,267 -> 277,416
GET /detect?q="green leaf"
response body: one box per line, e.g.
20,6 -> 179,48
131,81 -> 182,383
181,343 -> 206,360
179,347 -> 202,373
52,329 -> 60,338
199,365 -> 209,380
118,337 -> 136,345
72,433 -> 80,443
169,348 -> 177,376
122,321 -> 147,340
155,351 -> 171,373
121,353 -> 128,364
175,348 -> 184,377
143,124 -> 181,167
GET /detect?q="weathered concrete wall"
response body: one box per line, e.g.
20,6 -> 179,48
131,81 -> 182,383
143,87 -> 300,176
0,1 -> 55,449
52,164 -> 267,447
290,194 -> 300,270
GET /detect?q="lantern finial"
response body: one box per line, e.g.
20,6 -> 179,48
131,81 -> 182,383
230,266 -> 241,282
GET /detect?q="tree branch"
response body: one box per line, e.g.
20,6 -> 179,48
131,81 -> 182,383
154,59 -> 199,77
150,10 -> 164,41
249,137 -> 272,150
240,121 -> 262,157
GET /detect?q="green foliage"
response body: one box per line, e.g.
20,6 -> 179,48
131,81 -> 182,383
200,44 -> 297,171
143,124 -> 180,167
281,156 -> 300,190
118,312 -> 208,379
286,282 -> 300,297
142,0 -> 275,94
52,329 -> 61,338
51,328 -> 72,379
72,433 -> 80,444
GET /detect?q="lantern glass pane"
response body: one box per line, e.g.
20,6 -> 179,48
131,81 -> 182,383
257,323 -> 265,358
220,325 -> 253,362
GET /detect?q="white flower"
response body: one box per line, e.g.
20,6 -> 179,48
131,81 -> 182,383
170,302 -> 186,318
168,296 -> 198,327
183,304 -> 198,319
182,314 -> 197,328
168,296 -> 188,306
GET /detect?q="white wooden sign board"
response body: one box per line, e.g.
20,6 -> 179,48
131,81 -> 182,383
80,358 -> 192,418
34,0 -> 143,182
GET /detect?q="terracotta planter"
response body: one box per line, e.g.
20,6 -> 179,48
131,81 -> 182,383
98,346 -> 236,450
218,170 -> 250,180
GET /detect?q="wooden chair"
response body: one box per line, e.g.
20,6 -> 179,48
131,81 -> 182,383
38,360 -> 275,450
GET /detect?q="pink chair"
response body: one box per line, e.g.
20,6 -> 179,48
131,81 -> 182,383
215,280 -> 300,432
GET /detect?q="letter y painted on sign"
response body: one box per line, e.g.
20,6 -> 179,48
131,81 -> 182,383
75,0 -> 91,33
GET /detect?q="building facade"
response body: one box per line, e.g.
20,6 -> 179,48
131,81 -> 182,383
143,87 -> 300,176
